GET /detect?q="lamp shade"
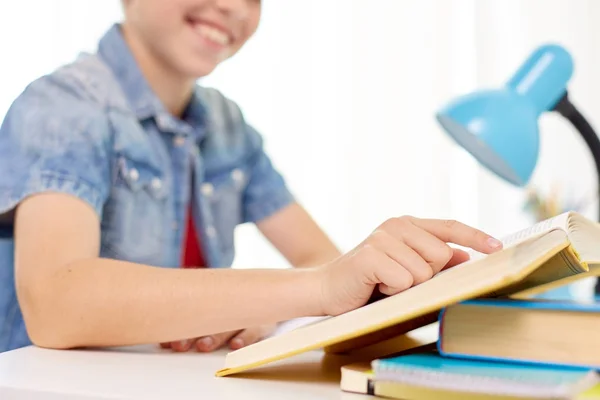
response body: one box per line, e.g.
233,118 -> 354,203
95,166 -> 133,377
436,44 -> 574,186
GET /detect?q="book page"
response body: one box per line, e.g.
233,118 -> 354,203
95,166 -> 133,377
467,212 -> 571,262
268,317 -> 330,338
491,245 -> 586,298
500,213 -> 570,247
565,215 -> 600,266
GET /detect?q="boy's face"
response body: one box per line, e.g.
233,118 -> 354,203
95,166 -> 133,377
123,0 -> 261,78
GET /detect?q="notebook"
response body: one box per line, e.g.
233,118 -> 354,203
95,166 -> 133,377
216,212 -> 600,377
340,342 -> 438,395
438,298 -> 600,369
578,384 -> 600,399
372,353 -> 599,400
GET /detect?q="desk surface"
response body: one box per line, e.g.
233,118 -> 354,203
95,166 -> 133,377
0,323 -> 438,400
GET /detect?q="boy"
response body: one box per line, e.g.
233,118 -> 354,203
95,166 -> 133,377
0,0 -> 502,353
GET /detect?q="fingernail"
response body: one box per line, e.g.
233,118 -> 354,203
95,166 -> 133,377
487,237 -> 502,248
179,340 -> 191,349
200,336 -> 214,349
231,338 -> 244,349
172,340 -> 188,352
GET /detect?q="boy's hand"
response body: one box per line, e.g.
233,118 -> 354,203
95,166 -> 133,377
160,323 -> 277,352
318,216 -> 502,316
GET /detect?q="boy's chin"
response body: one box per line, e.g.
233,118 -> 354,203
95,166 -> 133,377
179,58 -> 222,79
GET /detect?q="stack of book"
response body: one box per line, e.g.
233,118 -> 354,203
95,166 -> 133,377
341,297 -> 600,399
216,211 -> 600,399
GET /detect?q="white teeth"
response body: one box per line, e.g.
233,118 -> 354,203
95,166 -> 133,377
195,24 -> 230,46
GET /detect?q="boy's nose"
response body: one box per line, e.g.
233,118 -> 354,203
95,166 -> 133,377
215,0 -> 250,21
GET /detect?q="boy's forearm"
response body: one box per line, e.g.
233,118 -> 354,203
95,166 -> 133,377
25,258 -> 324,349
294,247 -> 342,268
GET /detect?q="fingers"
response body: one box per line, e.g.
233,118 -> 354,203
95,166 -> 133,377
229,324 -> 276,350
374,216 -> 500,275
444,248 -> 471,270
195,331 -> 239,352
361,245 -> 414,295
162,327 -> 269,353
170,338 -> 196,352
411,217 -> 502,254
370,230 -> 433,284
380,221 -> 454,274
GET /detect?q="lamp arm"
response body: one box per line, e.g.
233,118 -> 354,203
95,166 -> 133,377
552,93 -> 600,294
552,93 -> 600,220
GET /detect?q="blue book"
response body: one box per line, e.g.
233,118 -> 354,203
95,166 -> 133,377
438,298 -> 600,369
372,352 -> 599,399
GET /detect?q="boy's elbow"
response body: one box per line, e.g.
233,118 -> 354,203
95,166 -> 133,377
29,329 -> 77,350
17,283 -> 79,350
27,318 -> 79,350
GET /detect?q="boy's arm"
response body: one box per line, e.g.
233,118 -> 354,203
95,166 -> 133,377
14,193 -> 323,350
257,202 -> 342,268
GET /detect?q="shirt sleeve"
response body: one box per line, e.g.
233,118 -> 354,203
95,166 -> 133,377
0,76 -> 112,219
242,124 -> 296,223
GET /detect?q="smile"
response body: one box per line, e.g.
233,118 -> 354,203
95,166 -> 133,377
188,19 -> 233,47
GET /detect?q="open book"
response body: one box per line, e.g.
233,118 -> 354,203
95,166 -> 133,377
467,211 -> 600,296
216,211 -> 600,377
470,211 -> 600,262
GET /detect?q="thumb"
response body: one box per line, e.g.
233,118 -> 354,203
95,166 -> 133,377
442,248 -> 471,270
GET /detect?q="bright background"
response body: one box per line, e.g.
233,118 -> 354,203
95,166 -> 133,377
2,0 -> 599,296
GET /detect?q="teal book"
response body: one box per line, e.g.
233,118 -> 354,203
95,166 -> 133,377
438,298 -> 600,369
372,352 -> 599,399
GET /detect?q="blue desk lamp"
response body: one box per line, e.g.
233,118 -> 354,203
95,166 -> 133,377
436,44 -> 600,293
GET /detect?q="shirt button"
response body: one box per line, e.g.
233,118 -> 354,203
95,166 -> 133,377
231,168 -> 244,182
129,168 -> 139,182
173,136 -> 186,147
201,183 -> 214,197
158,114 -> 170,127
150,178 -> 162,190
206,226 -> 217,238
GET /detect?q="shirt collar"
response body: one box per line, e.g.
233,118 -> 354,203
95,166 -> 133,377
97,24 -> 206,137
98,24 -> 163,121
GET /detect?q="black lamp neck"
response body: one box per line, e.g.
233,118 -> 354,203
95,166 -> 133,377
552,92 -> 600,293
551,93 -> 600,217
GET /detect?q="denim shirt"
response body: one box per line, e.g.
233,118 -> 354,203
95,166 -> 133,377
0,25 -> 295,352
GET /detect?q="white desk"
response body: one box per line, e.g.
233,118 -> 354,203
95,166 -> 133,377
0,323 -> 438,400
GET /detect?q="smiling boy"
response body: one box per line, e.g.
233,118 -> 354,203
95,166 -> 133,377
0,0 -> 502,353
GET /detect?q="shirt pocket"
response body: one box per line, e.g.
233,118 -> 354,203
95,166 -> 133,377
101,155 -> 168,265
203,167 -> 247,255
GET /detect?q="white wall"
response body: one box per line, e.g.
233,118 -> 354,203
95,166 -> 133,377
472,0 -> 600,238
206,0 -> 600,270
0,1 -> 122,116
1,1 -> 599,279
204,0 -> 485,267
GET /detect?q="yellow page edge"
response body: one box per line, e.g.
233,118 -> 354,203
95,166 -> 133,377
375,380 -> 535,400
511,245 -> 590,299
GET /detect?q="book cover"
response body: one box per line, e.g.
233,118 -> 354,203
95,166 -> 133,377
438,298 -> 600,369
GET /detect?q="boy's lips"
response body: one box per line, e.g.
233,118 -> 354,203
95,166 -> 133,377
186,17 -> 234,49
